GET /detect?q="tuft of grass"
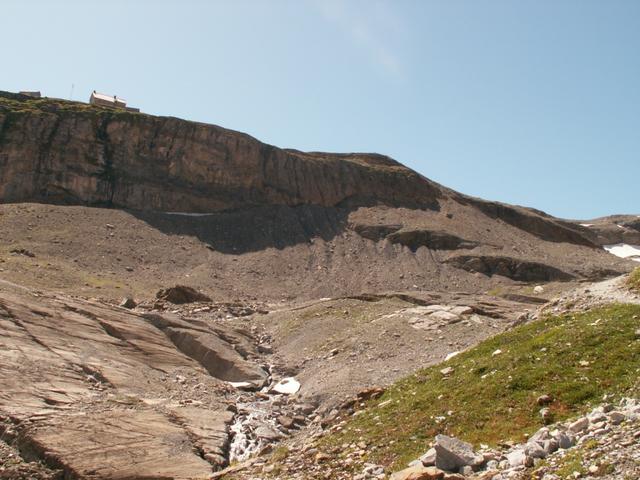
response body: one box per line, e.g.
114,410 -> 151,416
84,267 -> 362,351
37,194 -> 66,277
628,267 -> 640,293
552,448 -> 587,479
320,304 -> 640,470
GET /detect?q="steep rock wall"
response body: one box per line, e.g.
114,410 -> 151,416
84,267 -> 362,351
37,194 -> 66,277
0,92 -> 441,212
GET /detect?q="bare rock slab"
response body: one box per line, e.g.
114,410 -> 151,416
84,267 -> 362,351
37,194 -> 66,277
26,409 -> 214,479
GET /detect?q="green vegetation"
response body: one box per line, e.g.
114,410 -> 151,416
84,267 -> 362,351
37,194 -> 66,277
537,439 -> 614,479
0,91 -> 143,118
551,448 -> 587,478
628,267 -> 640,293
321,304 -> 640,470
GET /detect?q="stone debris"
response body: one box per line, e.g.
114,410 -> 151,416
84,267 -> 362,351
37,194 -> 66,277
404,305 -> 480,331
355,398 -> 640,480
207,393 -> 640,479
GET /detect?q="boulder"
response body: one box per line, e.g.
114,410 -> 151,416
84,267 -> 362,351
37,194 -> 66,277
357,386 -> 386,401
506,449 -> 531,467
254,425 -> 283,441
587,411 -> 607,424
440,367 -> 455,376
433,435 -> 483,471
389,465 -> 445,480
419,448 -> 437,466
607,411 -> 626,425
524,441 -> 546,459
542,439 -> 559,455
277,415 -> 296,429
156,285 -> 211,304
119,296 -> 137,309
552,430 -> 574,449
536,394 -> 553,406
529,427 -> 551,444
568,417 -> 589,433
450,305 -> 473,316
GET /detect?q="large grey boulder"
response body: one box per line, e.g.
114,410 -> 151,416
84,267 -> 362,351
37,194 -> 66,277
524,441 -> 546,459
433,434 -> 484,471
552,430 -> 574,449
506,449 -> 531,467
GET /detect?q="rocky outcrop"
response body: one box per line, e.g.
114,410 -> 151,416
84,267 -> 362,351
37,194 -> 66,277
156,285 -> 212,304
350,222 -> 403,241
165,327 -> 268,386
446,255 -> 575,281
349,222 -> 479,251
0,91 -> 635,299
0,91 -> 441,213
0,283 -> 272,478
570,215 -> 640,246
458,197 -> 597,247
386,229 -> 479,251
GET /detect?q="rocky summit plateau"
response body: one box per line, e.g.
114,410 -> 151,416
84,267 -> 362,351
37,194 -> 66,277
0,90 -> 639,480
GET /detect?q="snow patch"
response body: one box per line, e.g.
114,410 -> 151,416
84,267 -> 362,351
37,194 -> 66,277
579,223 -> 594,227
271,377 -> 300,394
444,351 -> 460,361
227,381 -> 255,390
603,244 -> 640,262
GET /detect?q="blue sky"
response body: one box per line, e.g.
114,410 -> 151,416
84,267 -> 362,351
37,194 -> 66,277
3,0 -> 639,219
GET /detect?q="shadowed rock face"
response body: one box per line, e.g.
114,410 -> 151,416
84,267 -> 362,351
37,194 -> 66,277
386,229 -> 479,251
0,92 -> 441,213
446,255 -> 575,282
349,223 -> 478,251
459,198 -> 598,248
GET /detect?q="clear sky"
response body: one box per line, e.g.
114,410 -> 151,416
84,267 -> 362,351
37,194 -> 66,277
3,0 -> 639,219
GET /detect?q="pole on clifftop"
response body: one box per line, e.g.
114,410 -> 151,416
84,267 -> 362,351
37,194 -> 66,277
69,83 -> 75,100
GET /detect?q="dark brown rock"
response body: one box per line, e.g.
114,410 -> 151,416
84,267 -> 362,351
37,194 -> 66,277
156,285 -> 212,304
446,255 -> 575,282
386,229 -> 479,251
119,296 -> 137,309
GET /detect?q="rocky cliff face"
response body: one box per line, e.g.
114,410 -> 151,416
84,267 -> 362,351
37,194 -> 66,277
0,90 -> 635,299
0,91 -> 439,212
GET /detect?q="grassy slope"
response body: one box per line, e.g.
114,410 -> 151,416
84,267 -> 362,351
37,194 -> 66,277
321,304 -> 640,471
628,267 -> 640,293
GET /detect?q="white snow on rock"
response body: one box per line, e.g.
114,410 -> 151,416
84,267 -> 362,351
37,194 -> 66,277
603,243 -> 640,262
579,223 -> 594,227
228,381 -> 255,390
271,377 -> 300,394
445,351 -> 460,361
